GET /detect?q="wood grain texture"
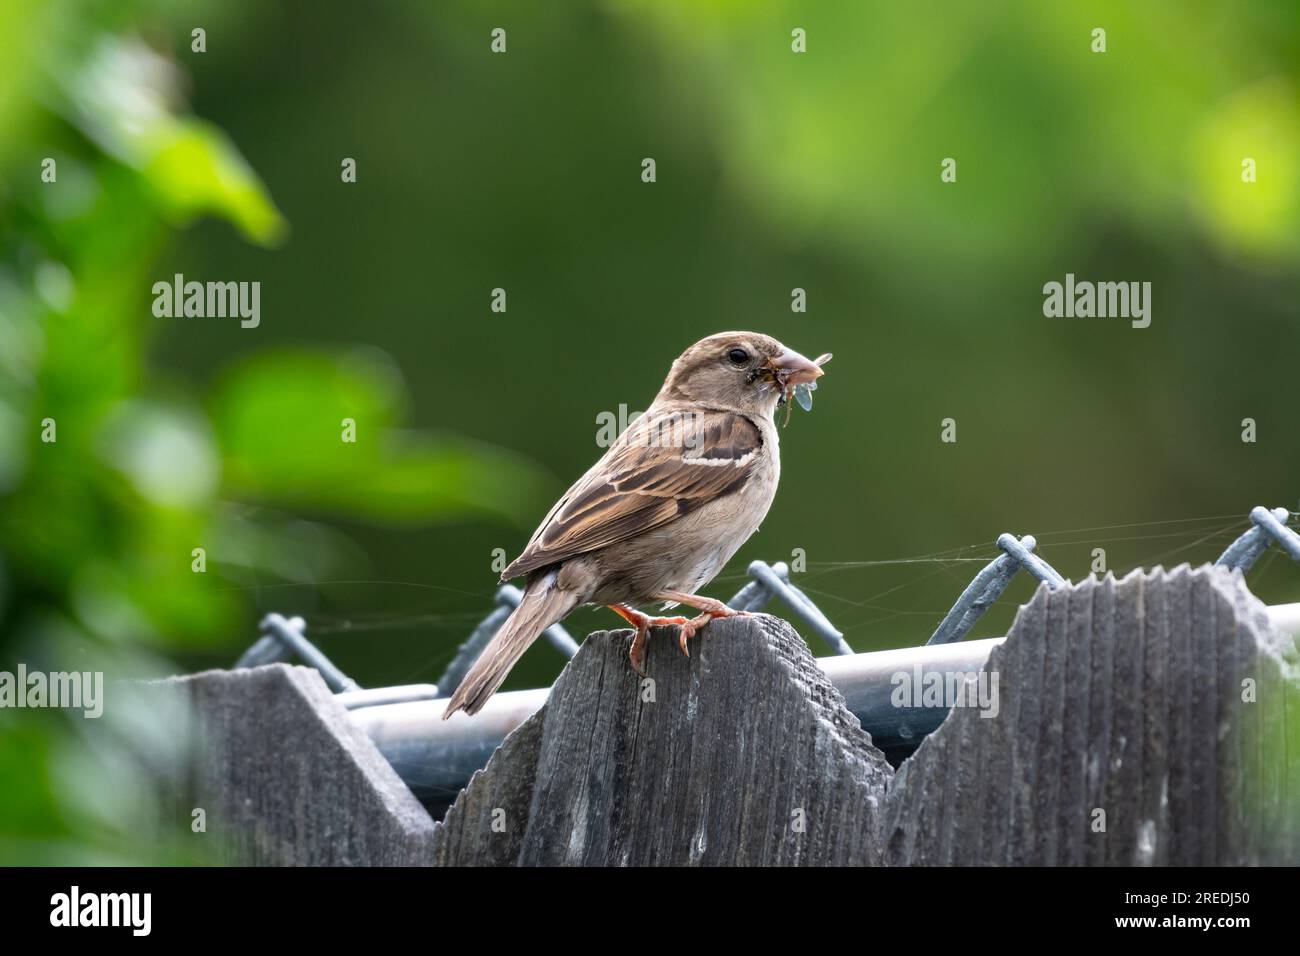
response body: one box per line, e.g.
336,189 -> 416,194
881,564 -> 1299,865
151,664 -> 438,865
142,563 -> 1297,866
436,565 -> 1298,866
430,613 -> 894,865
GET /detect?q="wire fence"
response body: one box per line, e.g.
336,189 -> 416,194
232,503 -> 1300,702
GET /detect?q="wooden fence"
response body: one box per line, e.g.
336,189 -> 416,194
144,563 -> 1299,865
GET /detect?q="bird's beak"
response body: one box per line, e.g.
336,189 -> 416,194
769,348 -> 825,387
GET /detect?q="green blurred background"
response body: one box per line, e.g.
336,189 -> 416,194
1,0 -> 1296,862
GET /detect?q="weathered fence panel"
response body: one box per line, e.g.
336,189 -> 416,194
881,564 -> 1298,865
431,613 -> 893,865
146,563 -> 1299,865
152,664 -> 437,865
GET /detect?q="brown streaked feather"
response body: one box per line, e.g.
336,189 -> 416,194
501,408 -> 762,581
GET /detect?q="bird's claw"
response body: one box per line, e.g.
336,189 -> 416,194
629,630 -> 648,677
677,621 -> 696,656
624,614 -> 689,676
614,601 -> 751,672
677,609 -> 740,656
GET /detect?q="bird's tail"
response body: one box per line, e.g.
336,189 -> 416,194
442,570 -> 582,719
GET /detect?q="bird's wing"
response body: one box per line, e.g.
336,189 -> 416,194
501,407 -> 763,580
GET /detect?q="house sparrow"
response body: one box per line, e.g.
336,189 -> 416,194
442,332 -> 827,719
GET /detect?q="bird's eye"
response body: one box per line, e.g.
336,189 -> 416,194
727,347 -> 750,366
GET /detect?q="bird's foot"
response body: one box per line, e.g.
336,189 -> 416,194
673,605 -> 752,657
607,604 -> 689,677
650,590 -> 752,657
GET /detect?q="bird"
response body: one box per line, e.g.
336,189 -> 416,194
442,331 -> 827,719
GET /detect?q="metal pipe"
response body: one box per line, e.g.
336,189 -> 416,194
336,683 -> 441,710
815,637 -> 1004,760
351,687 -> 549,809
351,639 -> 1002,814
1269,601 -> 1300,637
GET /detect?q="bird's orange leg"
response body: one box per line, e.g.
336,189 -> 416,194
607,604 -> 689,677
652,591 -> 751,656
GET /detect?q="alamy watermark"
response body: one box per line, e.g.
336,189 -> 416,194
596,405 -> 707,451
50,886 -> 150,936
152,273 -> 260,328
0,665 -> 103,718
1042,273 -> 1151,329
890,665 -> 999,719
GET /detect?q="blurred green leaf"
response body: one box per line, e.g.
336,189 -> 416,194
141,121 -> 288,246
65,37 -> 286,246
210,348 -> 554,524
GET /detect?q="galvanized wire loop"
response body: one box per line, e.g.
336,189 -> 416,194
234,629 -> 295,669
927,533 -> 1067,646
1216,506 -> 1298,571
727,560 -> 853,655
239,613 -> 360,693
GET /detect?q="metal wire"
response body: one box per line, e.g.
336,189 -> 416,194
248,613 -> 360,693
728,560 -> 853,655
1215,506 -> 1298,571
926,534 -> 1067,646
232,503 -> 1298,697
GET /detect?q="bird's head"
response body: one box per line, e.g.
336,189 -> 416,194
657,331 -> 829,418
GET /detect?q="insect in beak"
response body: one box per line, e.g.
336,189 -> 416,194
769,351 -> 832,426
